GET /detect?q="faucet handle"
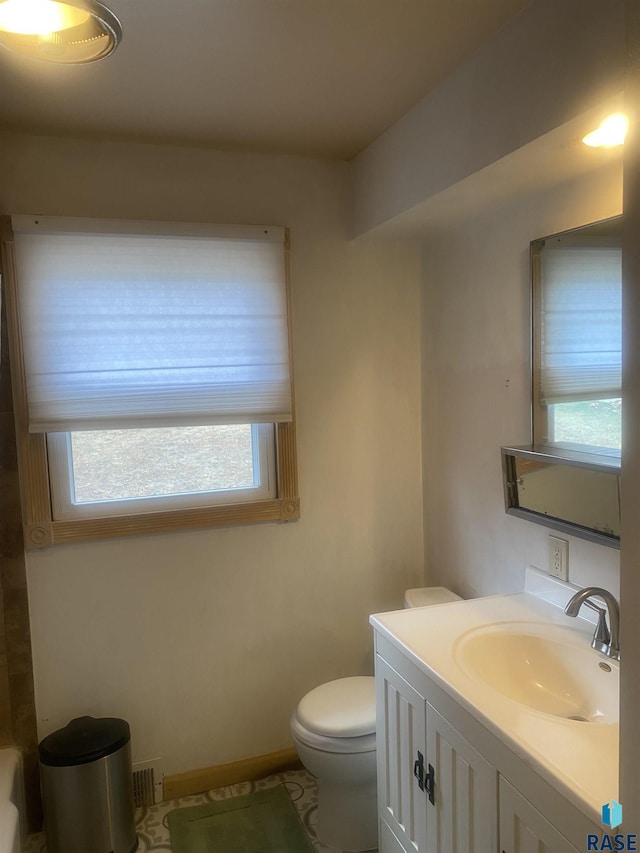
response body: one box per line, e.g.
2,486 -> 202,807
582,599 -> 611,645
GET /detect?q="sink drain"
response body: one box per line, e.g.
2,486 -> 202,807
566,714 -> 590,722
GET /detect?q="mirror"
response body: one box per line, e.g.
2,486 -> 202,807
502,446 -> 620,548
531,215 -> 622,454
502,215 -> 622,548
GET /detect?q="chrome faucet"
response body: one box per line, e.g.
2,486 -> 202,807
564,587 -> 620,661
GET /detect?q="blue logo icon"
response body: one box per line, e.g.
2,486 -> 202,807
602,800 -> 623,830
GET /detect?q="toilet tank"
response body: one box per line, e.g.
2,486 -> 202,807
404,587 -> 461,608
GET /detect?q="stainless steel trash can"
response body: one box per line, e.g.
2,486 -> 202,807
39,716 -> 138,853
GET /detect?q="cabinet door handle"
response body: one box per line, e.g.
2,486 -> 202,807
425,762 -> 435,805
413,751 -> 425,791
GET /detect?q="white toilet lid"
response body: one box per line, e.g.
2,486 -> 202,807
291,713 -> 376,753
296,676 -> 376,738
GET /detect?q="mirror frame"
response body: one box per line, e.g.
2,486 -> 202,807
501,444 -> 620,549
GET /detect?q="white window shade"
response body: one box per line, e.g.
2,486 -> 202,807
539,245 -> 621,405
12,217 -> 292,433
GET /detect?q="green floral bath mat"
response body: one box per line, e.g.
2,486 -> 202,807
166,784 -> 314,853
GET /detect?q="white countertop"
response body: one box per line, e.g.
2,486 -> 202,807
370,576 -> 619,825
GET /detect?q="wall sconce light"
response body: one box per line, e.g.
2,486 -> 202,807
0,0 -> 122,63
582,113 -> 628,148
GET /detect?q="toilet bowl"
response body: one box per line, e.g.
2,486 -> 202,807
291,677 -> 377,850
291,586 -> 461,851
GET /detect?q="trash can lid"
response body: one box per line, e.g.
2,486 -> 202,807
38,716 -> 130,767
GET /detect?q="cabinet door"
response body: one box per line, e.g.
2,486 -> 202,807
380,818 -> 412,853
426,704 -> 498,853
376,656 -> 428,853
499,778 -> 580,853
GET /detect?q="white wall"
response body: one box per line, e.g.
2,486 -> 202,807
0,130 -> 424,775
421,164 -> 622,599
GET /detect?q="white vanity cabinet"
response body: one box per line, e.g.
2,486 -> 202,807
499,779 -> 580,853
376,655 -> 427,853
376,655 -> 497,853
374,632 -> 600,853
426,704 -> 497,852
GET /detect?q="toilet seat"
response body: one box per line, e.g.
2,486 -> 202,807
291,714 -> 376,754
296,676 -> 376,738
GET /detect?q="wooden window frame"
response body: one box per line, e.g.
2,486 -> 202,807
0,216 -> 299,548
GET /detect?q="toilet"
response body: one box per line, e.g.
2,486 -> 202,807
290,586 -> 461,851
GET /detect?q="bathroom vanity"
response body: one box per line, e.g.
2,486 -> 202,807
370,571 -> 618,852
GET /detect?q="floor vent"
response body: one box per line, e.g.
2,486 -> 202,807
132,759 -> 164,807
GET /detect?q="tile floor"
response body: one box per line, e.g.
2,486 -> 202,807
24,768 -> 364,853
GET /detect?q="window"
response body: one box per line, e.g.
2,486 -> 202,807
0,216 -> 299,547
47,425 -> 276,519
532,226 -> 622,456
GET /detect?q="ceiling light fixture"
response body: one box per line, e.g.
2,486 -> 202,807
582,113 -> 628,148
0,0 -> 122,63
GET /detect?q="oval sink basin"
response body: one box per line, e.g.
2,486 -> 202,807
454,622 -> 619,723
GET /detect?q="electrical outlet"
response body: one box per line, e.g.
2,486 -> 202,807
548,535 -> 568,581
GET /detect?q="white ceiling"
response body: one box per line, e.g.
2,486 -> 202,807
0,0 -> 531,160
